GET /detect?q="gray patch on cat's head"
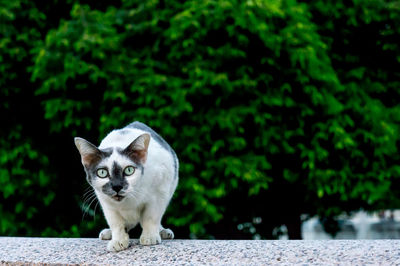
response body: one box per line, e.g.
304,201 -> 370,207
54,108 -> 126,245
119,129 -> 130,135
100,148 -> 113,156
101,161 -> 129,199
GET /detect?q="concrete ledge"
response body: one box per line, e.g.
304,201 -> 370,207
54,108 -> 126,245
1,237 -> 400,265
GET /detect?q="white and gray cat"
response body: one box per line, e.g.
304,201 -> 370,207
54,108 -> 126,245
74,121 -> 178,252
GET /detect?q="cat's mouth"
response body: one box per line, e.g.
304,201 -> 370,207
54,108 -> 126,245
112,195 -> 125,201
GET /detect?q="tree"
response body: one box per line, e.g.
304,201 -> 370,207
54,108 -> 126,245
0,0 -> 54,236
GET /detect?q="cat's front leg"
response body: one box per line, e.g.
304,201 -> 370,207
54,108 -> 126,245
140,206 -> 162,245
99,228 -> 112,240
107,224 -> 129,252
103,209 -> 129,252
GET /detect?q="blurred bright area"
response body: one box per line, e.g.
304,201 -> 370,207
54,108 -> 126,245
302,210 -> 400,240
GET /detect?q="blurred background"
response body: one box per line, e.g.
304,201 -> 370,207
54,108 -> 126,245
1,0 -> 400,240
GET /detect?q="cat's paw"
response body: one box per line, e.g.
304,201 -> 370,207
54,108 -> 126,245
99,228 -> 112,240
107,238 -> 129,252
140,232 -> 161,245
160,228 -> 174,239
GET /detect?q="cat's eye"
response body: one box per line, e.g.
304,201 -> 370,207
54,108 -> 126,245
124,166 -> 135,176
96,168 -> 109,178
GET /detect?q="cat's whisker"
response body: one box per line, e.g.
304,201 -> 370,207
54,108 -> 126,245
83,194 -> 96,209
125,188 -> 139,196
84,196 -> 98,219
124,189 -> 136,195
126,190 -> 146,201
82,188 -> 95,199
93,201 -> 100,221
82,187 -> 94,199
81,192 -> 98,220
86,194 -> 98,210
83,185 -> 92,193
82,193 -> 95,204
82,193 -> 96,210
83,188 -> 94,199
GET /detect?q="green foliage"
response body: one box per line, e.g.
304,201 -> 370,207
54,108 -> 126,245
0,0 -> 50,235
1,0 -> 400,238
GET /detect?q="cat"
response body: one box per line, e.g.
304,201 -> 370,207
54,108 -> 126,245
74,121 -> 179,252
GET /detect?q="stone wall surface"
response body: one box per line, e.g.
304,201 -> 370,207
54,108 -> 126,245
1,237 -> 400,265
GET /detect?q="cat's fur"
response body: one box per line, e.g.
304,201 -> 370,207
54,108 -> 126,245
74,121 -> 178,252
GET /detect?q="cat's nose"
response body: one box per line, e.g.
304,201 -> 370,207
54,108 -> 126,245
112,185 -> 123,193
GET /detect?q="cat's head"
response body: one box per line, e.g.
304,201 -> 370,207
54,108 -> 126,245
74,134 -> 150,202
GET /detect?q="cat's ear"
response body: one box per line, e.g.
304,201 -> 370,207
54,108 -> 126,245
123,133 -> 150,164
74,137 -> 102,167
